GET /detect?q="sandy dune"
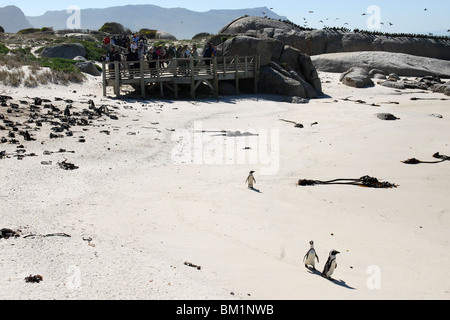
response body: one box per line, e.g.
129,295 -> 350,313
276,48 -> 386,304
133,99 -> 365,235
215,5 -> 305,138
1,71 -> 449,300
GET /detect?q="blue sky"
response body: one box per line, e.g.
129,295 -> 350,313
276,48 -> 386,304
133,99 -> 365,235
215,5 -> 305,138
3,0 -> 450,35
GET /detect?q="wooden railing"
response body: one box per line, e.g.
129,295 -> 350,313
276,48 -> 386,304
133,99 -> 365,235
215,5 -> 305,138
102,55 -> 260,98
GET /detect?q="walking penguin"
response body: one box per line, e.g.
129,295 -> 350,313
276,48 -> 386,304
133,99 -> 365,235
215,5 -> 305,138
322,250 -> 340,279
303,240 -> 319,270
246,171 -> 256,189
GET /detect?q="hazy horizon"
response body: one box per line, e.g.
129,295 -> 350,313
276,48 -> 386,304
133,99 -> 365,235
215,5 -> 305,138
1,1 -> 449,35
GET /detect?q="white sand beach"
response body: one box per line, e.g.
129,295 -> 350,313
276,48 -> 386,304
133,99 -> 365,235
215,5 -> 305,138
1,71 -> 450,300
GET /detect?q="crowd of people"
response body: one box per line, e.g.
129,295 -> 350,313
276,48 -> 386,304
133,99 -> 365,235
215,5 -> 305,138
100,33 -> 217,72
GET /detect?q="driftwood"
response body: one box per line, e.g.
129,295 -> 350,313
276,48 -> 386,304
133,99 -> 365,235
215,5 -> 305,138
184,261 -> 202,270
280,119 -> 304,128
402,152 -> 449,164
298,175 -> 398,189
341,97 -> 380,107
23,233 -> 71,239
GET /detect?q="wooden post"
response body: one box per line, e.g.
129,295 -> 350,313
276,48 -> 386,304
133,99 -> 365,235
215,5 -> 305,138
140,58 -> 145,99
235,56 -> 239,95
157,58 -> 163,97
190,57 -> 195,100
223,56 -> 227,76
102,61 -> 107,97
114,60 -> 120,98
174,59 -> 178,99
253,55 -> 259,94
213,56 -> 219,99
244,56 -> 248,78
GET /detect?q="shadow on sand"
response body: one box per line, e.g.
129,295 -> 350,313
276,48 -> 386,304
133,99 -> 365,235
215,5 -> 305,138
249,187 -> 262,193
306,267 -> 356,290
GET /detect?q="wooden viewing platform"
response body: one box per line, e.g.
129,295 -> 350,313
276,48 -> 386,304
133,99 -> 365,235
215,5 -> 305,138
102,55 -> 260,99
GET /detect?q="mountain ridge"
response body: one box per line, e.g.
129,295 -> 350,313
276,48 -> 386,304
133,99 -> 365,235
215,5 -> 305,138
20,4 -> 287,39
0,5 -> 33,33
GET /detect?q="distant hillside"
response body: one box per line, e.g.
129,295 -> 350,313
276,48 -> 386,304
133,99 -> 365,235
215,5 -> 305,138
25,5 -> 287,39
0,5 -> 33,33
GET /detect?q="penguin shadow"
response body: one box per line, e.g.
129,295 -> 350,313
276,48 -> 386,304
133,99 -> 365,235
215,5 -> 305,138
306,267 -> 356,290
249,187 -> 262,193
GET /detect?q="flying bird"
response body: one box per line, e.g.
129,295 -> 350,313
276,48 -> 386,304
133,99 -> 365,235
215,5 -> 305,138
309,11 -> 314,13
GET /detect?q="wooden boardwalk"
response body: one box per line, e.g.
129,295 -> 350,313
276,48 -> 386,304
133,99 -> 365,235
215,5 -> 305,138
102,55 -> 260,99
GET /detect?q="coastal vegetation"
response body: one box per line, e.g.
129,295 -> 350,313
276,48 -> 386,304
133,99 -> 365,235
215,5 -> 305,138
0,34 -> 86,87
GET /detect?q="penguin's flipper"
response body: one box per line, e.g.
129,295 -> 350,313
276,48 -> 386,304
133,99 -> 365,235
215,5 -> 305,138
316,254 -> 319,263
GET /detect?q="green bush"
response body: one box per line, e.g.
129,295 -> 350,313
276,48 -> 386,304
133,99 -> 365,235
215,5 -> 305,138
17,28 -> 41,34
80,40 -> 104,61
0,43 -> 9,54
40,27 -> 55,34
99,22 -> 129,35
139,29 -> 158,39
40,57 -> 80,73
10,47 -> 37,60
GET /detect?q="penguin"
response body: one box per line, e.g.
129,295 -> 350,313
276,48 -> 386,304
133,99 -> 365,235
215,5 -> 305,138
322,250 -> 340,279
303,240 -> 319,270
246,171 -> 256,189
64,105 -> 71,117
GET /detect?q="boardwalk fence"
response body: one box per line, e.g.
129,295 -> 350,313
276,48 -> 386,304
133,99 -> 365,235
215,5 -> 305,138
102,55 -> 260,99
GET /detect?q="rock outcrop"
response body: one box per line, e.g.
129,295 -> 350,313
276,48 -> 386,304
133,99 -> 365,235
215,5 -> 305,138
432,83 -> 450,96
155,31 -> 177,40
340,67 -> 374,88
216,35 -> 323,99
219,16 -> 450,61
41,44 -> 87,60
75,61 -> 101,76
311,51 -> 450,78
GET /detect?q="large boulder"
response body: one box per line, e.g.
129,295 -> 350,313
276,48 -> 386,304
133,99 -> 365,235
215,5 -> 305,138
75,61 -> 101,76
219,16 -> 450,61
340,67 -> 374,88
312,51 -> 450,77
218,15 -> 292,35
216,36 -> 322,98
433,83 -> 450,96
41,43 -> 87,60
259,66 -> 307,98
219,36 -> 272,66
279,46 -> 322,95
155,31 -> 176,40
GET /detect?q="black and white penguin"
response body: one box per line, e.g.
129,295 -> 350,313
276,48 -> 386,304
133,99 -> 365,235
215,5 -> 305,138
322,250 -> 340,279
246,171 -> 256,189
303,240 -> 319,270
